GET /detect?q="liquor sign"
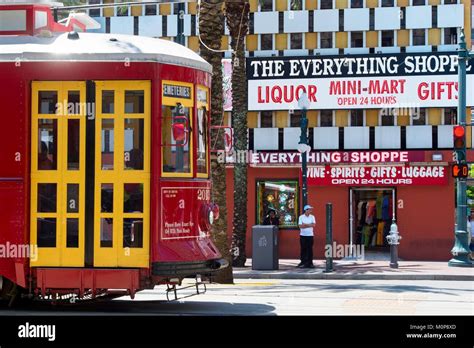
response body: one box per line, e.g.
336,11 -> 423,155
306,165 -> 448,186
247,52 -> 474,110
249,150 -> 426,166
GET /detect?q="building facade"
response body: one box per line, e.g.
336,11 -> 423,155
91,0 -> 472,261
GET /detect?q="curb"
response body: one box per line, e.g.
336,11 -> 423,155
232,272 -> 474,281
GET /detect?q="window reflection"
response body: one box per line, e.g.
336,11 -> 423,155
100,218 -> 113,248
38,183 -> 57,213
257,180 -> 299,229
66,218 -> 79,248
38,91 -> 58,114
197,107 -> 208,174
101,119 -> 114,170
37,218 -> 56,247
102,90 -> 115,114
124,183 -> 143,213
125,90 -> 144,113
67,119 -> 80,170
123,218 -> 143,248
38,119 -> 57,170
162,105 -> 190,174
124,119 -> 144,170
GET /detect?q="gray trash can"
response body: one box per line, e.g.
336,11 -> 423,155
252,225 -> 279,270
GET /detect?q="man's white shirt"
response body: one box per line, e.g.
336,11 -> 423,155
298,214 -> 316,236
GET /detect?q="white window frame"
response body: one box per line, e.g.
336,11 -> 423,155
442,107 -> 457,125
378,0 -> 395,6
350,31 -> 366,48
410,0 -> 427,6
350,0 -> 366,8
258,111 -> 276,128
115,3 -> 130,16
348,110 -> 366,127
171,2 -> 188,15
318,110 -> 335,127
410,28 -> 427,46
142,3 -> 157,16
288,0 -> 305,11
88,0 -> 102,17
258,0 -> 275,12
442,0 -> 459,4
258,34 -> 275,50
288,32 -> 305,50
318,32 -> 335,49
410,108 -> 428,125
442,27 -> 459,45
318,0 -> 335,10
288,110 -> 303,127
379,30 -> 397,47
378,109 -> 398,126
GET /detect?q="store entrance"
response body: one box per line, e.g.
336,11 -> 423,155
349,188 -> 396,260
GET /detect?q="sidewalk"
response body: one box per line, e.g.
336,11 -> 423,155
233,259 -> 474,281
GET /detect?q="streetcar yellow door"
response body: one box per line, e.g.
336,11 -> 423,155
31,82 -> 86,267
94,81 -> 151,267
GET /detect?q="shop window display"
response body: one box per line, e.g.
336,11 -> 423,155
354,190 -> 394,249
257,180 -> 299,229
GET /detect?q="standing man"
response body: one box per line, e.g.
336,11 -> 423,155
298,205 -> 316,268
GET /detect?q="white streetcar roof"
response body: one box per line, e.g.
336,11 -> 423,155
0,32 -> 212,73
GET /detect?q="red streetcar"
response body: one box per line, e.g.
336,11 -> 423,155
0,1 -> 226,304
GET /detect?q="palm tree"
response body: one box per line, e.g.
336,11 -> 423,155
199,0 -> 234,284
225,0 -> 249,267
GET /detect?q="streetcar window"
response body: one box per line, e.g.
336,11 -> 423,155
37,183 -> 57,213
125,90 -> 144,113
123,218 -> 143,248
101,119 -> 114,170
67,184 -> 79,213
67,119 -> 80,170
102,90 -> 115,114
38,91 -> 58,114
67,91 -> 81,114
38,119 -> 57,170
100,218 -> 113,248
124,184 -> 143,213
197,107 -> 208,175
101,184 -> 114,213
66,218 -> 79,248
37,218 -> 56,248
162,105 -> 191,174
124,118 -> 144,170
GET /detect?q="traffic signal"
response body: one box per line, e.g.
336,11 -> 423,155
453,125 -> 466,162
453,125 -> 466,149
452,163 -> 469,178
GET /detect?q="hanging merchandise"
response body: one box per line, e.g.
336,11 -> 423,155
354,190 -> 394,249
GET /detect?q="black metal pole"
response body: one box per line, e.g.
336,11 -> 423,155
325,203 -> 333,273
300,108 -> 308,210
176,2 -> 185,46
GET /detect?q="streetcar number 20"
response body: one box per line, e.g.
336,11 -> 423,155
197,189 -> 210,201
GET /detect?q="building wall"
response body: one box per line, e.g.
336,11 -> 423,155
227,151 -> 455,261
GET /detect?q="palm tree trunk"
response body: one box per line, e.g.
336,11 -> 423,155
199,0 -> 233,283
225,0 -> 249,267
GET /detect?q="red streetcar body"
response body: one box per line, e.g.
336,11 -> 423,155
0,3 -> 225,300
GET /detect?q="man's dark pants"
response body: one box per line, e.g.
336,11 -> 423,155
300,235 -> 314,266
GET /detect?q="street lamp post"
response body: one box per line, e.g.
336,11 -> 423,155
297,93 -> 311,209
449,30 -> 472,267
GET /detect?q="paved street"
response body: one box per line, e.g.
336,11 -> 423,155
1,279 -> 472,316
